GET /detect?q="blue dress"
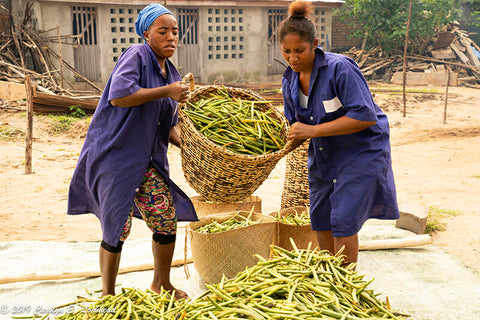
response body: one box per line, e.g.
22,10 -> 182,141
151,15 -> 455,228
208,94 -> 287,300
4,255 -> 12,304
282,47 -> 399,237
68,43 -> 198,247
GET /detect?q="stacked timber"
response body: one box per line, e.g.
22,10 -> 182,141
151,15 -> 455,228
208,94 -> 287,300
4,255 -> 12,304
32,92 -> 98,113
225,82 -> 284,108
0,0 -> 100,113
343,23 -> 480,86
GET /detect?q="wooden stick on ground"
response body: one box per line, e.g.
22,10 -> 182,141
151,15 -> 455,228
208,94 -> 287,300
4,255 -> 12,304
0,257 -> 193,285
359,234 -> 432,251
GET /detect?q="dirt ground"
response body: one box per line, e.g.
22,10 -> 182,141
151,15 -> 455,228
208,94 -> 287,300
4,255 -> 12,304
1,82 -> 479,273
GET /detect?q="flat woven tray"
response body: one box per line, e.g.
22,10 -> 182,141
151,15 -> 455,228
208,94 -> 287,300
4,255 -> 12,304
179,85 -> 292,203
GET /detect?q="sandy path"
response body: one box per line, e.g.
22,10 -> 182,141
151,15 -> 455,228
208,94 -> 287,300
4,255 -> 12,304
0,83 -> 479,272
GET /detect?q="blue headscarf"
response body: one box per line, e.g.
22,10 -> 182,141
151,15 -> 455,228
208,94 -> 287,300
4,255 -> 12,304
135,3 -> 174,40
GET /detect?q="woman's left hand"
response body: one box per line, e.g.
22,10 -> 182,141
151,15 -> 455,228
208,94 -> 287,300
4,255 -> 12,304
288,122 -> 313,140
288,116 -> 376,139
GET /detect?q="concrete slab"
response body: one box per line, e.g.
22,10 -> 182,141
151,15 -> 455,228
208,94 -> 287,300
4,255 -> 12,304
359,247 -> 480,319
396,202 -> 429,235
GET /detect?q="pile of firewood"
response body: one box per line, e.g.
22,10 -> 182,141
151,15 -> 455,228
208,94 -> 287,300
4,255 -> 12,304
2,1 -> 67,95
0,0 -> 100,113
343,23 -> 480,86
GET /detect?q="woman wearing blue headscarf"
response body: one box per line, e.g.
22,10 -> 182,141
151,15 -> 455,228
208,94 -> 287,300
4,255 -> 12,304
68,3 -> 198,299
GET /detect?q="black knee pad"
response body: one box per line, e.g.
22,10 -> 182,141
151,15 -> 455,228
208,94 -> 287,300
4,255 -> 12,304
152,233 -> 176,244
101,240 -> 124,253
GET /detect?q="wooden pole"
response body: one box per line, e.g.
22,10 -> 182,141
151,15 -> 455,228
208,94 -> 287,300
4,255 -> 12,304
402,0 -> 413,117
359,234 -> 432,251
360,30 -> 368,51
443,65 -> 450,124
56,24 -> 64,89
0,257 -> 193,285
24,76 -> 34,174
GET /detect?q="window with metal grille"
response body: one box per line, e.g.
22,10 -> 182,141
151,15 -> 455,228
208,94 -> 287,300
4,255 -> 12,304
108,6 -> 144,62
72,6 -> 98,45
206,6 -> 245,60
268,8 -> 287,43
178,8 -> 198,45
314,8 -> 330,49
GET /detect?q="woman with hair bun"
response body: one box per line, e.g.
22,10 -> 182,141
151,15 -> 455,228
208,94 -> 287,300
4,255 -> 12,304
279,0 -> 399,265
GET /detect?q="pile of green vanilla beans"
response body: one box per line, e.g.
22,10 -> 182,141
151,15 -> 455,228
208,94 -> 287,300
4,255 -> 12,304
183,86 -> 286,156
35,244 -> 410,320
195,210 -> 261,234
274,209 -> 311,226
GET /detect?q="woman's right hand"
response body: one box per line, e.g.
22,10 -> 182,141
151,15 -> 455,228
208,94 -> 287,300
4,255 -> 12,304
110,82 -> 190,107
167,81 -> 190,103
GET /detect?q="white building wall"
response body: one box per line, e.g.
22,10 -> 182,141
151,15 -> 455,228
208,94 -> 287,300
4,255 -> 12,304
100,5 -> 145,80
195,6 -> 271,84
33,2 -> 77,84
28,1 -> 339,87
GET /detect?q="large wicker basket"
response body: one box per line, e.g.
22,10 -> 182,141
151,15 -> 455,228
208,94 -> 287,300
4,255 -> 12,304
179,85 -> 292,203
188,211 -> 276,284
281,139 -> 310,209
268,206 -> 318,251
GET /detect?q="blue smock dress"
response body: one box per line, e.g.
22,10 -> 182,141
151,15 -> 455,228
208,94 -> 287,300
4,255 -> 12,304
282,47 -> 399,237
68,43 -> 198,247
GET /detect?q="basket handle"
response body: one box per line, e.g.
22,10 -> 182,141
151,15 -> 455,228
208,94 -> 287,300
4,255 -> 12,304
181,73 -> 195,91
282,138 -> 296,155
281,137 -> 304,157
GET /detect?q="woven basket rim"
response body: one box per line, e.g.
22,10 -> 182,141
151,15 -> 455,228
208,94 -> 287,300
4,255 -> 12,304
268,206 -> 310,216
180,85 -> 293,160
188,211 -> 275,234
270,206 -> 311,226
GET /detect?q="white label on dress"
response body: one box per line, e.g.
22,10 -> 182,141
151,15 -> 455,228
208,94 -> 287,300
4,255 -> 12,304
323,96 -> 343,113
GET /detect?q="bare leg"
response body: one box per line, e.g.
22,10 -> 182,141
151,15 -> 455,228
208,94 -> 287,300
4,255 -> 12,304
316,231 -> 359,266
99,245 -> 121,296
334,233 -> 359,265
316,230 -> 335,255
150,240 -> 188,300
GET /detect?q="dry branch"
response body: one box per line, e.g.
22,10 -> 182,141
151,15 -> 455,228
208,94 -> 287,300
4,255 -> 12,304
344,23 -> 480,85
0,1 -> 101,113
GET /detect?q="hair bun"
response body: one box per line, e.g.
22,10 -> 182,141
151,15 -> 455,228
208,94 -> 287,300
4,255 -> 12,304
289,0 -> 312,18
